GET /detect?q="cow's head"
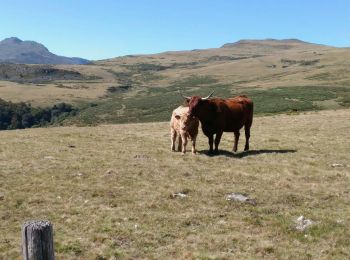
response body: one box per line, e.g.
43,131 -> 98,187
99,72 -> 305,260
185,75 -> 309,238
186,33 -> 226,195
179,91 -> 214,117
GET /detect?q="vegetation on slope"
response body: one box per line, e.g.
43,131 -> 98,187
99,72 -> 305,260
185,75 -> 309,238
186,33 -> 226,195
0,64 -> 94,83
1,39 -> 350,127
67,81 -> 350,125
0,99 -> 76,130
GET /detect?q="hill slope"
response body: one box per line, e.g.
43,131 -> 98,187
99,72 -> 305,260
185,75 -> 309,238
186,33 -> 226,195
0,37 -> 90,64
0,39 -> 349,123
0,109 -> 349,259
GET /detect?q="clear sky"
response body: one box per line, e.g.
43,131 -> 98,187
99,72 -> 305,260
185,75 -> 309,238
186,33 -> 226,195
1,0 -> 349,60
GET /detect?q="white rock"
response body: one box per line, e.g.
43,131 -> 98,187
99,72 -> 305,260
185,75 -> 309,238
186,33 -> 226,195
296,215 -> 313,231
226,193 -> 257,205
171,192 -> 187,198
331,163 -> 343,167
226,193 -> 249,202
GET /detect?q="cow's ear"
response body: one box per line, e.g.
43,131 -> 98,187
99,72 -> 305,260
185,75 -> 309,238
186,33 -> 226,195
175,115 -> 181,119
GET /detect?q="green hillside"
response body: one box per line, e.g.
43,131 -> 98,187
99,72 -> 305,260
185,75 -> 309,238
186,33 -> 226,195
0,39 -> 350,125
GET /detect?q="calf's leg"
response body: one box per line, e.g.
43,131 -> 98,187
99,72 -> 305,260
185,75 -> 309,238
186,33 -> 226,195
171,129 -> 177,151
177,134 -> 182,152
191,135 -> 197,154
180,132 -> 187,154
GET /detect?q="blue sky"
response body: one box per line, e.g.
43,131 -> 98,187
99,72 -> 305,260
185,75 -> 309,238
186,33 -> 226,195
0,0 -> 349,60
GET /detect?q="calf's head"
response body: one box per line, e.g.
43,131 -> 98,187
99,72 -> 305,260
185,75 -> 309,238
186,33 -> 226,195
175,113 -> 191,131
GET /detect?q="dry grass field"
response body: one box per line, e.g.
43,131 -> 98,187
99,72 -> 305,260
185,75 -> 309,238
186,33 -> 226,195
1,109 -> 349,259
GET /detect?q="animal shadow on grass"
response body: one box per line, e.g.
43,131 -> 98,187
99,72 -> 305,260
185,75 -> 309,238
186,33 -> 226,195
199,149 -> 297,158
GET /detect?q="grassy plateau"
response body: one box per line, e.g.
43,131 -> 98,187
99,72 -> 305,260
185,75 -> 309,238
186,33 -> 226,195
0,109 -> 349,259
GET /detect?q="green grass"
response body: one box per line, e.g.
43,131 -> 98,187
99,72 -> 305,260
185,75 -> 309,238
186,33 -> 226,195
239,86 -> 340,114
66,84 -> 350,125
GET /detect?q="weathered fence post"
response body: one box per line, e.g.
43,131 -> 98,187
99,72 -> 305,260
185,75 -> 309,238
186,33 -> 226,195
22,220 -> 54,260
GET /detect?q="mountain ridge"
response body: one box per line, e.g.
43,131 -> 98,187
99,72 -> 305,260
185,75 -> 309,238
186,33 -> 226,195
0,37 -> 90,65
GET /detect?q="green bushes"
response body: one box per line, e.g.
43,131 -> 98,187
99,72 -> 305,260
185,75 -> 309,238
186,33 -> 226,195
0,99 -> 76,130
70,85 -> 350,124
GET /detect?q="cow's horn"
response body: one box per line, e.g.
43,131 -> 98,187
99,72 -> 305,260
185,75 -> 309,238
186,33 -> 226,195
202,91 -> 214,100
178,90 -> 191,99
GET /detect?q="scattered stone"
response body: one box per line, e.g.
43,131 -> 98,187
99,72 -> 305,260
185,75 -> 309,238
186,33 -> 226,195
0,193 -> 4,200
170,192 -> 188,199
44,156 -> 55,160
295,215 -> 313,231
133,154 -> 150,160
336,219 -> 344,224
68,144 -> 76,148
105,169 -> 116,175
217,220 -> 226,225
72,172 -> 83,177
226,193 -> 257,205
331,163 -> 343,167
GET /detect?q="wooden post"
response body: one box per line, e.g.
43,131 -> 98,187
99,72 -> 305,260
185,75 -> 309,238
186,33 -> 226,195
22,220 -> 54,260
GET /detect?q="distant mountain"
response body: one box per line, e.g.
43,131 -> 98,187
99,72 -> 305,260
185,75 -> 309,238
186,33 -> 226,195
0,37 -> 90,65
221,38 -> 314,48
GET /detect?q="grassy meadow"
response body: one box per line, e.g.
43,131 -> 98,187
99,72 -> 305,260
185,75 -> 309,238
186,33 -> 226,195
1,109 -> 349,259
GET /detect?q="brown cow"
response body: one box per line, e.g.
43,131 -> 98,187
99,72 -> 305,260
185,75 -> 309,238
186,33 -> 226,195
170,106 -> 199,154
182,92 -> 253,154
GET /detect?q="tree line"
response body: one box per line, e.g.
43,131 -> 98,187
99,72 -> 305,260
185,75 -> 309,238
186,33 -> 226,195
0,98 -> 76,130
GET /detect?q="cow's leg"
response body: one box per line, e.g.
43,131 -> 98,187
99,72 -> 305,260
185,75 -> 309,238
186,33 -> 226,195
181,133 -> 187,154
244,125 -> 251,151
233,131 -> 240,152
214,131 -> 223,154
244,101 -> 253,151
171,129 -> 177,151
208,135 -> 214,154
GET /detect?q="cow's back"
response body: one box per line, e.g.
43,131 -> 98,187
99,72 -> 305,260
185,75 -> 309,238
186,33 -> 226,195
214,96 -> 253,131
